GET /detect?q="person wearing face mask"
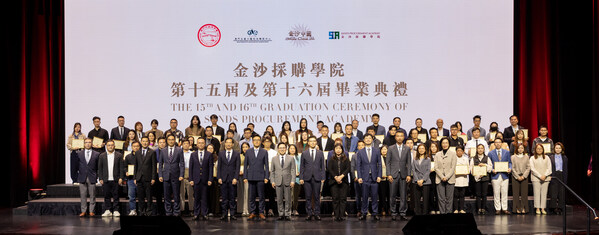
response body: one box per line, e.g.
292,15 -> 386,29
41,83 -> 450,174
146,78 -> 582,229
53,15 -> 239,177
485,122 -> 500,144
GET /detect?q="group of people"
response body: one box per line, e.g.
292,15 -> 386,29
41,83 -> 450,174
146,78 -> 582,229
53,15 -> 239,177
68,113 -> 569,221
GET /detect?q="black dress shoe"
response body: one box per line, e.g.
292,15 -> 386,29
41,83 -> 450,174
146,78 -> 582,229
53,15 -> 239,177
277,216 -> 285,220
220,216 -> 228,220
400,216 -> 408,221
230,216 -> 237,220
315,215 -> 321,221
391,215 -> 397,221
373,215 -> 380,221
285,216 -> 291,221
305,215 -> 313,221
201,215 -> 208,220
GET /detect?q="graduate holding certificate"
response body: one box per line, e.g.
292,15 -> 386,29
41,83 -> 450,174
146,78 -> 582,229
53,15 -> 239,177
489,138 -> 512,215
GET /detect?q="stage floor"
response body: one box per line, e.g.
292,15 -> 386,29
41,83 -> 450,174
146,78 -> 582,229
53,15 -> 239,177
1,207 -> 598,235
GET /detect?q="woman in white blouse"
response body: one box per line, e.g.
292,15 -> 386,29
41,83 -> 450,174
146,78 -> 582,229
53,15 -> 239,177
529,144 -> 552,215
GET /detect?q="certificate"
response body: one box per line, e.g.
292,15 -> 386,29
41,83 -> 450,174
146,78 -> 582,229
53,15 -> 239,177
489,132 -> 497,141
113,140 -> 125,150
71,139 -> 84,149
449,147 -> 456,153
127,165 -> 135,176
192,136 -> 201,145
288,135 -> 296,145
459,134 -> 468,143
124,151 -> 131,159
417,134 -> 427,143
494,162 -> 509,172
473,165 -> 488,176
430,162 -> 435,171
541,143 -> 552,153
213,135 -> 222,141
375,135 -> 385,143
522,129 -> 528,138
323,151 -> 329,158
271,136 -> 277,144
469,148 -> 476,157
92,137 -> 104,147
331,133 -> 343,141
348,152 -> 356,161
455,165 -> 469,175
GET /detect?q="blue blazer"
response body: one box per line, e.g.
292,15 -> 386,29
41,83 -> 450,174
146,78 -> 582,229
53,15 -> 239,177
244,148 -> 269,181
75,150 -> 100,183
217,150 -> 240,183
356,147 -> 382,182
300,149 -> 326,181
341,135 -> 358,153
159,146 -> 185,181
488,148 -> 512,180
189,150 -> 213,184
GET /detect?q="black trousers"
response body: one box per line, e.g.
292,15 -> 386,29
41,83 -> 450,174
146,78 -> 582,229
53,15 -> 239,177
137,180 -> 153,215
330,182 -> 348,218
152,180 -> 165,215
265,179 -> 277,214
412,184 -> 430,215
453,187 -> 466,211
378,180 -> 390,213
549,171 -> 566,210
475,180 -> 489,211
209,178 -> 221,215
428,172 -> 439,212
102,181 -> 119,212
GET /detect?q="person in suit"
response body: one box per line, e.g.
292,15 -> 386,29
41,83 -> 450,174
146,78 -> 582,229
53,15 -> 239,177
356,134 -> 382,221
288,144 -> 302,216
88,116 -> 109,153
350,140 -> 364,217
210,114 -> 226,142
549,142 -> 568,215
488,137 -> 512,215
189,138 -> 213,220
434,138 -> 457,214
387,131 -> 412,220
366,113 -> 386,136
159,135 -> 183,216
270,143 -> 296,220
180,139 -> 195,217
98,140 -> 123,217
317,125 -> 334,151
110,116 -> 130,141
244,135 -> 269,220
503,115 -> 524,146
67,122 -> 86,183
205,126 -> 221,154
411,144 -> 432,215
218,138 -> 241,220
152,137 -> 166,216
328,144 -> 350,221
135,137 -> 157,216
185,115 -> 205,138
341,124 -> 358,153
351,119 -> 365,140
435,119 -> 450,138
75,138 -> 100,217
390,117 -> 407,139
300,136 -> 326,221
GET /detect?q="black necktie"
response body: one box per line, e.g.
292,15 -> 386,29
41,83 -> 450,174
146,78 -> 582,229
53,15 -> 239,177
281,156 -> 284,168
227,151 -> 231,162
169,148 -> 173,160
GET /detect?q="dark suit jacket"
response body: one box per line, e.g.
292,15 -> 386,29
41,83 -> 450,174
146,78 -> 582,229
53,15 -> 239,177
159,146 -> 184,181
300,148 -> 326,181
387,143 -> 412,179
98,151 -> 123,181
437,128 -> 450,137
206,137 -> 221,154
75,149 -> 100,183
110,126 -> 131,141
135,148 -> 157,181
549,154 -> 568,183
326,157 -> 350,185
503,125 -> 524,145
211,125 -> 225,141
356,147 -> 382,182
353,129 -> 364,140
244,147 -> 269,181
317,137 -> 335,151
189,150 -> 213,184
217,150 -> 240,183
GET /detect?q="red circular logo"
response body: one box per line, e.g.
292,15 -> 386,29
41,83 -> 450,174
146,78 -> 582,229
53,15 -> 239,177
197,24 -> 221,47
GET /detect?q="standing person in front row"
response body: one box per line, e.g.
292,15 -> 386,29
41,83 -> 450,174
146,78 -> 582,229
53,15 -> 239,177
270,143 -> 296,221
244,135 -> 269,221
136,137 -> 157,216
218,138 -> 241,220
530,144 -> 552,215
511,143 -> 530,214
300,136 -> 326,221
189,138 -> 213,220
470,144 -> 492,215
180,140 -> 194,217
159,135 -> 184,216
328,144 -> 350,221
489,138 -> 512,215
98,140 -> 123,217
453,146 -> 469,213
434,138 -> 457,214
549,142 -> 568,215
356,134 -> 382,221
411,144 -> 431,215
75,138 -> 99,217
387,131 -> 411,221
123,141 -> 139,216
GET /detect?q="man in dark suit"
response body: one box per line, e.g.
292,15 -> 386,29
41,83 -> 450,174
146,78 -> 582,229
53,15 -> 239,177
75,138 -> 100,217
351,120 -> 364,140
217,138 -> 241,220
387,131 -> 412,221
390,117 -> 408,139
244,135 -> 269,220
300,136 -> 326,221
110,116 -> 130,141
205,126 -> 221,153
436,118 -> 450,138
159,135 -> 184,216
98,140 -> 123,217
356,134 -> 382,221
366,113 -> 386,136
503,115 -> 524,145
316,125 -> 335,151
549,145 -> 568,215
210,114 -> 226,142
189,138 -> 213,220
135,137 -> 157,216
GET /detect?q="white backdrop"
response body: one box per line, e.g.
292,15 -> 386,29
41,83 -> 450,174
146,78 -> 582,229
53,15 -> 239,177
65,0 -> 513,182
